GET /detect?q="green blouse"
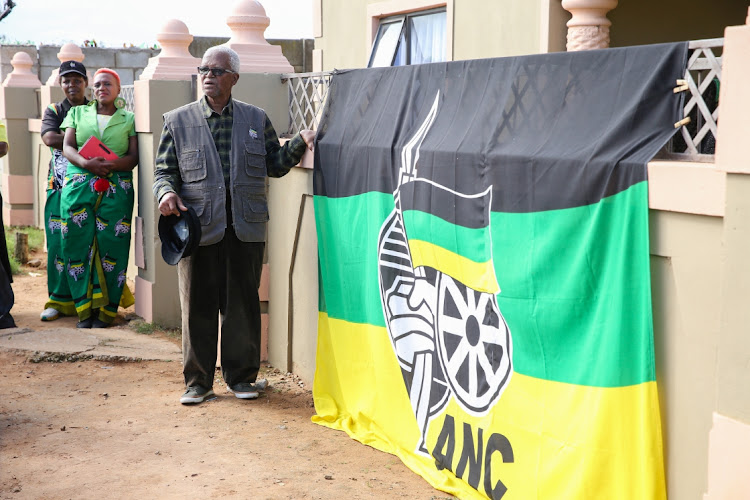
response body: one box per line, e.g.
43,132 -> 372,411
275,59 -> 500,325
61,101 -> 136,159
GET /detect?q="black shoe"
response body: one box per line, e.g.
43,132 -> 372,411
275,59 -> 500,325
92,318 -> 109,328
76,317 -> 93,329
0,313 -> 16,329
180,386 -> 215,405
227,382 -> 260,400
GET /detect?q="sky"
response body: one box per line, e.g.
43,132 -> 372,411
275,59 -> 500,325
0,0 -> 313,48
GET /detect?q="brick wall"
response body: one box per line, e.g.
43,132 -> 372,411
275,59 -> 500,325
1,39 -> 314,85
189,37 -> 314,73
0,44 -> 159,85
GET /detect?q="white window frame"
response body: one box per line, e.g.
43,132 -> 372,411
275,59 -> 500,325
366,0 -> 453,66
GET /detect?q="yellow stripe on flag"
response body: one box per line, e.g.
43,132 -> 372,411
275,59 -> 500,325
408,239 -> 499,294
313,314 -> 666,500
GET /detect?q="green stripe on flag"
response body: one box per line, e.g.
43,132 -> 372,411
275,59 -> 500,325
402,210 -> 492,265
314,181 -> 654,388
314,192 -> 391,326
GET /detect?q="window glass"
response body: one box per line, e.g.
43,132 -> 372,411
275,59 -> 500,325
393,29 -> 407,66
410,11 -> 447,65
369,19 -> 405,68
368,8 -> 446,68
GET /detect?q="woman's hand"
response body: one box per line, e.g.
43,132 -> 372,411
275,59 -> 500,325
83,157 -> 112,178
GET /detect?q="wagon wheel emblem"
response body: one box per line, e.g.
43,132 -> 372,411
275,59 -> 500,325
435,273 -> 512,414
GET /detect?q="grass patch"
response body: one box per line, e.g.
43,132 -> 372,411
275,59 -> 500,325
4,225 -> 44,275
129,319 -> 181,339
130,320 -> 156,335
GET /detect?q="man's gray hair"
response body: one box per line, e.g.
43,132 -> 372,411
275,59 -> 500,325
203,45 -> 241,73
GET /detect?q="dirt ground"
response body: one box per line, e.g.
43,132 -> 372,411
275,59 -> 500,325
0,253 -> 451,499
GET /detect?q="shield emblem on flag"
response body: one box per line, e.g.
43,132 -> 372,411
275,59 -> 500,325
377,92 -> 513,455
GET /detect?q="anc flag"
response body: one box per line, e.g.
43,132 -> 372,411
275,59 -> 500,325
312,42 -> 687,499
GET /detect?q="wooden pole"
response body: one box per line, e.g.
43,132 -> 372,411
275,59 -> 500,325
14,232 -> 28,264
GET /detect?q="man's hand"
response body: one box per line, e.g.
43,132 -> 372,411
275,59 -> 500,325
300,130 -> 315,151
159,192 -> 188,216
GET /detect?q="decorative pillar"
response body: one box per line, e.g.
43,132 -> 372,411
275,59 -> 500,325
220,0 -> 294,364
1,52 -> 42,88
46,43 -> 85,86
561,0 -> 618,51
222,0 -> 294,73
139,19 -> 200,81
133,19 -> 199,327
0,52 -> 41,225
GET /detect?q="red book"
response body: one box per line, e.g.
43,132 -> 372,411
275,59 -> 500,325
79,135 -> 119,160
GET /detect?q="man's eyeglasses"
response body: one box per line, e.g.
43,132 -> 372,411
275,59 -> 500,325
197,67 -> 236,77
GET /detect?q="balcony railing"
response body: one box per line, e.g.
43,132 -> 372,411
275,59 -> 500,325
665,38 -> 723,161
281,71 -> 333,136
284,38 -> 723,162
78,85 -> 135,112
120,85 -> 135,113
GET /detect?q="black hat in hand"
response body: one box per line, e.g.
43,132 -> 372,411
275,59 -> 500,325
158,206 -> 202,265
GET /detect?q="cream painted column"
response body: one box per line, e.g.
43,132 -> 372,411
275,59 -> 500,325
704,9 -> 750,499
134,20 -> 198,327
222,0 -> 301,367
560,0 -> 618,51
222,0 -> 294,73
0,52 -> 41,225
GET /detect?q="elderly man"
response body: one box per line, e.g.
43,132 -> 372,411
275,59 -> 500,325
153,46 -> 314,404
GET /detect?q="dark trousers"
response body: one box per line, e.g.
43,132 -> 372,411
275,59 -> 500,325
0,192 -> 15,324
177,224 -> 264,389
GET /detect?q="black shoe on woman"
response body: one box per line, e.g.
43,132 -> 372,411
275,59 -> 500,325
76,317 -> 93,329
0,313 -> 16,329
92,318 -> 109,328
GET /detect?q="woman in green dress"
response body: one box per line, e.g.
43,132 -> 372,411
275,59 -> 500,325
61,68 -> 138,328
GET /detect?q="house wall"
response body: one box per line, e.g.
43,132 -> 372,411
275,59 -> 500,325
452,0 -> 545,60
314,0 -> 567,71
648,206 -> 723,499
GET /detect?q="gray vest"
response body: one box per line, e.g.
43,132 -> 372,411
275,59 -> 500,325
163,99 -> 268,245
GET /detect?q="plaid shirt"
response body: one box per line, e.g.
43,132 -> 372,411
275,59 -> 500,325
153,96 -> 307,202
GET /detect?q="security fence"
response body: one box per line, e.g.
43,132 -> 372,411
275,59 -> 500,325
282,71 -> 333,136
666,38 -> 723,160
